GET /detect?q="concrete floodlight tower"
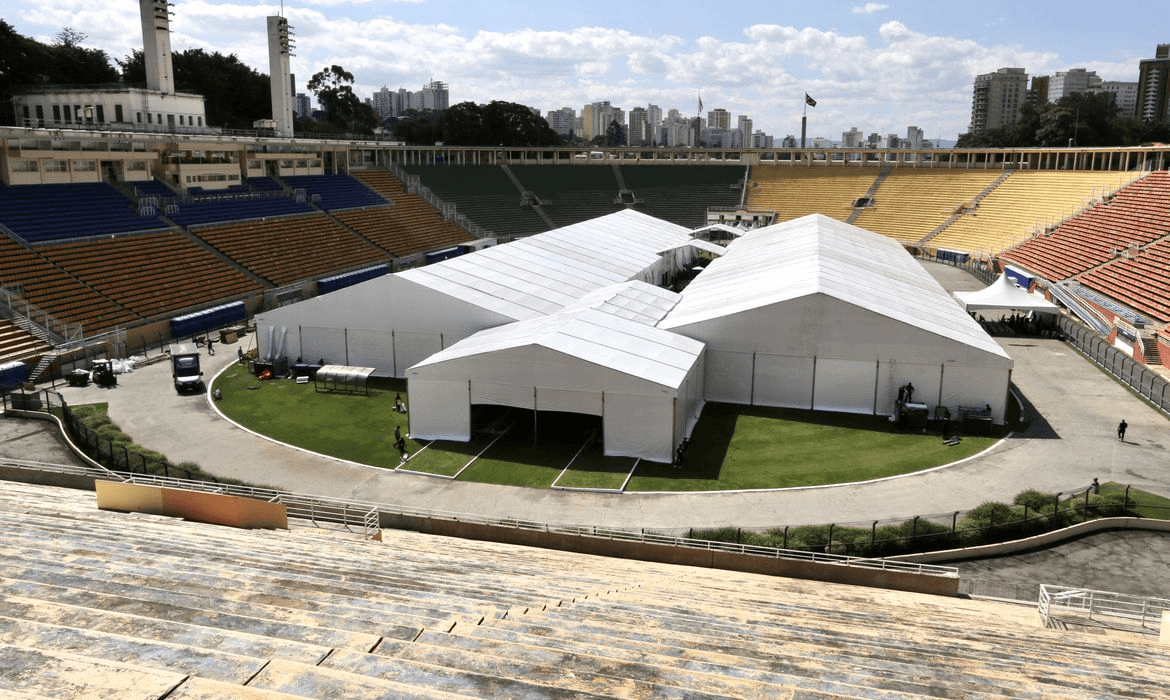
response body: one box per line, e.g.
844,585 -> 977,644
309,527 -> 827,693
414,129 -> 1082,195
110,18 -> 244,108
267,15 -> 295,137
140,0 -> 176,94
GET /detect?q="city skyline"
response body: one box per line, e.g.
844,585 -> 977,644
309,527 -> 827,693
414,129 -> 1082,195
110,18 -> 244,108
5,0 -> 1169,141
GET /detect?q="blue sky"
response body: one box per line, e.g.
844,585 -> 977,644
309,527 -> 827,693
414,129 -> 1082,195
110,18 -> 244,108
6,1 -> 1169,141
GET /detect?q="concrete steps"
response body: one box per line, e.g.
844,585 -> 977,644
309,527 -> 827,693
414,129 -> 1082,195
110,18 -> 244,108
2,480 -> 1170,699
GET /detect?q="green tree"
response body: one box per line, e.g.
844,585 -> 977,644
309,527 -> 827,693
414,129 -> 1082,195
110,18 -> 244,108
482,101 -> 561,147
50,28 -> 118,85
307,65 -> 377,134
603,119 -> 626,147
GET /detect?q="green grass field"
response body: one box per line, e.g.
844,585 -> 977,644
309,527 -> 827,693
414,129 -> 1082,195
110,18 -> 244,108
212,364 -> 1001,491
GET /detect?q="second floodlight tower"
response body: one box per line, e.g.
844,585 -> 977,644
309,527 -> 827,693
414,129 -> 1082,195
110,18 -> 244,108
267,15 -> 295,137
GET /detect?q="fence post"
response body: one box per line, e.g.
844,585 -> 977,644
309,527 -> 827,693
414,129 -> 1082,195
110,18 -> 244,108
783,526 -> 788,549
1084,487 -> 1091,515
1023,504 -> 1029,529
1125,484 -> 1131,511
871,521 -> 877,547
827,524 -> 833,554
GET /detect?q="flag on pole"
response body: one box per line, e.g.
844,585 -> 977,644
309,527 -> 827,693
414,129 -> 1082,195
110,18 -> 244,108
698,93 -> 703,113
805,94 -> 817,107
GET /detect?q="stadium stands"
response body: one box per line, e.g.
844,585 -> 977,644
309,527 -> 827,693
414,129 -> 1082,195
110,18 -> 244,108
621,165 -> 745,227
0,182 -> 167,243
745,166 -> 878,222
193,213 -> 388,286
929,170 -> 1141,255
281,174 -> 388,211
1,479 -> 1168,698
509,165 -> 625,227
401,165 -> 548,236
0,319 -> 50,364
160,179 -> 315,227
1003,171 -> 1170,281
38,231 -> 265,321
852,169 -> 1002,244
349,169 -> 475,252
0,234 -> 137,333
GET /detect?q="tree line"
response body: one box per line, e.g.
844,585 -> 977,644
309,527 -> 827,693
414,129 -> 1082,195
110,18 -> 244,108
957,91 -> 1170,148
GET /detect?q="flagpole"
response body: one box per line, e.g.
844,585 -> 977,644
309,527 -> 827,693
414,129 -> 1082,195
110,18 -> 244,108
801,98 -> 807,149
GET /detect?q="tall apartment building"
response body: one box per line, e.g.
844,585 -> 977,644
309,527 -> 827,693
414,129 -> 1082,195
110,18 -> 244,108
969,67 -> 1028,135
1028,75 -> 1050,106
545,107 -> 576,137
707,108 -> 731,130
905,126 -> 925,149
841,127 -> 864,147
1048,68 -> 1102,102
737,115 -> 752,148
1094,81 -> 1140,117
417,80 -> 449,111
647,104 -> 662,142
628,107 -> 649,145
1137,44 -> 1170,123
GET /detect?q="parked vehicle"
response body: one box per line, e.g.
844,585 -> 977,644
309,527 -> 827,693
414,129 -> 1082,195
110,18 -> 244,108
169,343 -> 203,393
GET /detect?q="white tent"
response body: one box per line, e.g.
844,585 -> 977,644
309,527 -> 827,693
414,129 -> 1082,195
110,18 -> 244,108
954,272 -> 1060,314
407,281 -> 705,463
254,209 -> 697,375
658,214 -> 1015,423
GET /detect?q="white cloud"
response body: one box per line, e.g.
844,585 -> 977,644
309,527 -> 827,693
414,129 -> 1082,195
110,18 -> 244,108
852,3 -> 888,14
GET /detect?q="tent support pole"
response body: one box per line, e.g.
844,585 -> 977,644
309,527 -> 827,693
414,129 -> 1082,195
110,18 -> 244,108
873,359 -> 880,415
938,363 -> 945,410
809,356 -> 817,410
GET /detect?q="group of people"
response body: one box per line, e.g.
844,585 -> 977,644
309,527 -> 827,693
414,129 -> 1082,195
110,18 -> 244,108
393,393 -> 409,460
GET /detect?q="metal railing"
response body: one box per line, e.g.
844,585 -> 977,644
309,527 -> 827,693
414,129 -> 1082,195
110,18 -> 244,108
0,456 -> 958,578
1040,584 -> 1170,632
1060,316 -> 1170,417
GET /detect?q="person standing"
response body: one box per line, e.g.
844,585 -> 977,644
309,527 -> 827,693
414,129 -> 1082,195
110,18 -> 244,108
1117,419 -> 1127,441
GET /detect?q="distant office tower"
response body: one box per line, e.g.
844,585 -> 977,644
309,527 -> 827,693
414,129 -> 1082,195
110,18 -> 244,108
1048,68 -> 1102,102
1028,75 -> 1050,106
708,108 -> 731,131
267,16 -> 294,137
906,126 -> 924,149
647,104 -> 662,141
1094,81 -> 1139,117
737,116 -> 752,148
628,107 -> 649,145
545,107 -> 576,137
371,87 -> 395,118
841,127 -> 864,148
1137,44 -> 1170,123
294,93 -> 312,118
416,81 -> 449,111
969,67 -> 1028,135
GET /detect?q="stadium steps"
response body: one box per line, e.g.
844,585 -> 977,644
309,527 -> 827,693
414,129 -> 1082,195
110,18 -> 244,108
0,319 -> 51,364
0,643 -> 187,698
845,165 -> 890,225
2,481 -> 1170,699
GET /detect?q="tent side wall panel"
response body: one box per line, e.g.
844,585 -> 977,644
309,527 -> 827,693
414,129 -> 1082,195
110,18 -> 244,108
407,379 -> 471,441
813,358 -> 878,414
604,393 -> 674,463
703,349 -> 752,403
754,354 -> 815,408
875,360 -> 944,417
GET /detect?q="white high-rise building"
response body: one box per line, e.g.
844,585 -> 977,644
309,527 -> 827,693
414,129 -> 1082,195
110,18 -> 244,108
1048,68 -> 1102,102
545,107 -> 576,137
905,126 -> 924,149
841,127 -> 864,147
969,67 -> 1028,135
418,81 -> 449,111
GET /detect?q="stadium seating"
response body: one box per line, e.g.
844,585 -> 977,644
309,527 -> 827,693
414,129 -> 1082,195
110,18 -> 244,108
401,165 -> 548,236
0,182 -> 167,243
0,319 -> 51,364
0,235 -> 137,333
745,166 -> 879,222
161,179 -> 315,227
193,213 -> 388,286
350,169 -> 476,250
621,165 -> 745,228
929,170 -> 1141,255
1003,171 -> 1170,281
509,165 -> 626,227
38,231 -> 265,321
281,174 -> 388,211
1,479 -> 1168,698
852,169 -> 1002,244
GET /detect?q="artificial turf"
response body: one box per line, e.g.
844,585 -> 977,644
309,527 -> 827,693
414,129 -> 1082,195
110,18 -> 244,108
212,363 -> 1001,491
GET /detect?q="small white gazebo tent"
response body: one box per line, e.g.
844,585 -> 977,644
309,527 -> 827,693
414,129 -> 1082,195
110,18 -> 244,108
953,272 -> 1060,315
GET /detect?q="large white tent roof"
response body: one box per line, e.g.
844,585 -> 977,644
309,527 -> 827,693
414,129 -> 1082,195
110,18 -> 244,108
659,214 -> 1010,360
396,209 -> 693,323
410,281 -> 703,389
954,272 -> 1060,314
